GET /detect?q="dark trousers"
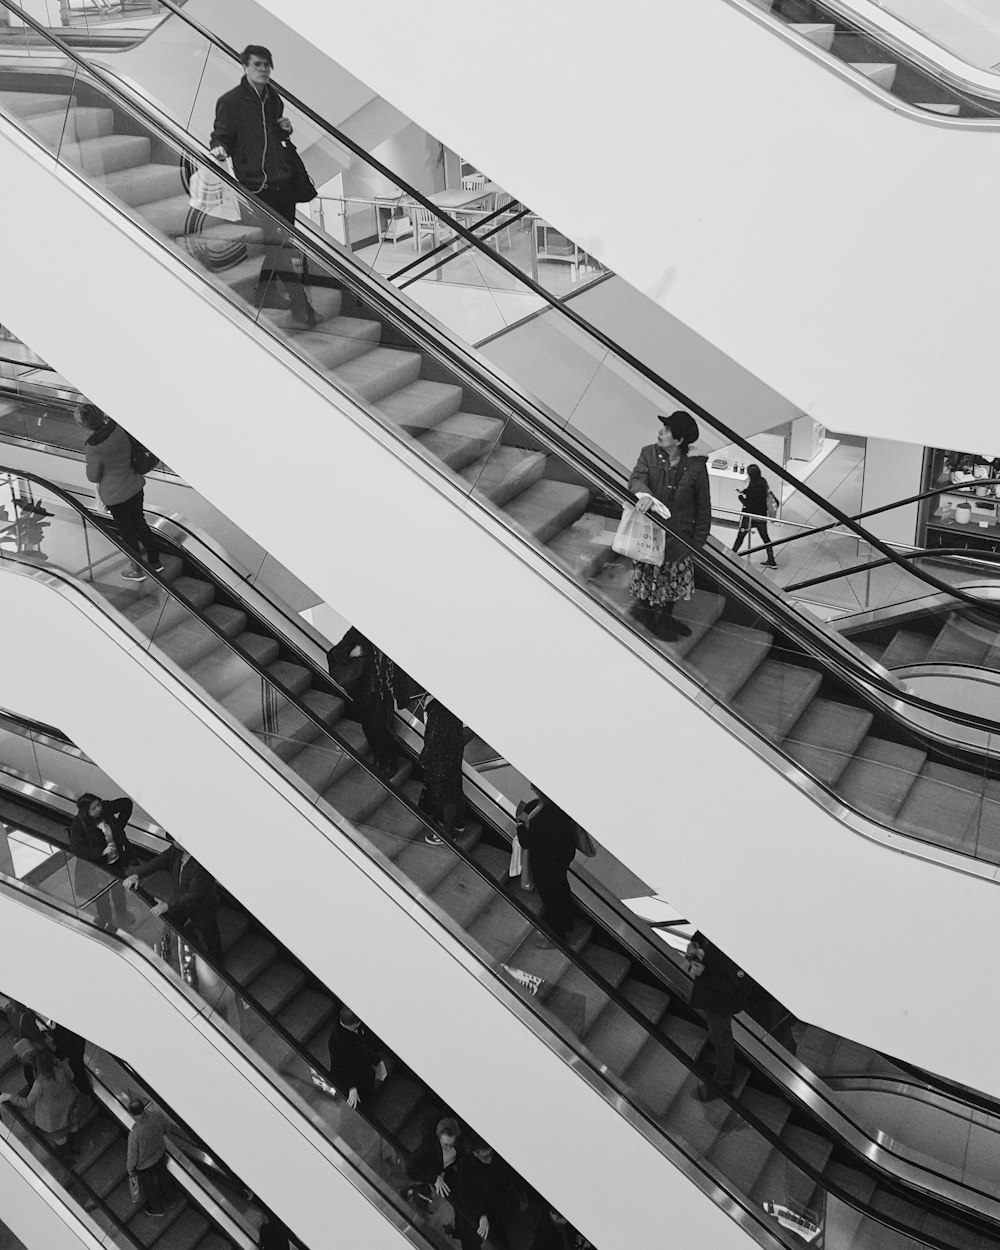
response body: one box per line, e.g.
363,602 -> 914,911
184,913 -> 223,965
531,857 -> 575,938
253,183 -> 309,309
732,516 -> 775,564
108,489 -> 159,566
697,1009 -> 735,1086
138,1155 -> 170,1214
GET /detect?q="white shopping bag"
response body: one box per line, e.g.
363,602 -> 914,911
612,506 -> 666,566
189,158 -> 242,222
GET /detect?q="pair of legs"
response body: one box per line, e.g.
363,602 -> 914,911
253,184 -> 315,326
629,556 -> 695,642
531,858 -> 575,941
136,1155 -> 171,1215
108,489 -> 161,574
733,516 -> 776,566
697,1008 -> 735,1093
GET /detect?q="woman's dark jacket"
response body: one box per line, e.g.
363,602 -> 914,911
517,802 -> 577,874
211,77 -> 292,192
628,446 -> 711,562
738,477 -> 770,518
408,1133 -> 462,1186
327,1020 -> 381,1102
69,796 -> 133,866
689,933 -> 751,1016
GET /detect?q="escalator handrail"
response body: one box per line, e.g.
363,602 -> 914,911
10,0 -> 1000,741
785,546 -> 1000,595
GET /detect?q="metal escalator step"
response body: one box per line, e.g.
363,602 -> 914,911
321,762 -> 393,825
81,1139 -> 127,1196
397,1097 -> 444,1155
553,946 -> 632,1035
966,778 -> 1000,865
369,1074 -> 424,1136
624,1034 -> 692,1117
417,413 -> 505,470
462,446 -> 547,508
290,317 -> 381,371
620,978 -> 671,1026
124,577 -> 215,638
879,628 -> 932,669
247,960 -> 306,1016
707,1094 -> 785,1194
142,1206 -> 209,1250
685,622 -> 772,701
505,479 -> 591,546
0,91 -> 74,119
784,698 -> 873,786
376,379 -> 463,435
218,907 -> 250,953
895,761 -> 984,852
187,632 -> 279,701
24,105 -> 114,147
224,932 -> 277,985
790,21 -> 835,51
751,1124 -> 831,1210
149,605 -> 245,672
835,737 -> 927,824
156,552 -> 184,583
582,1000 -> 658,1076
393,837 -> 463,893
926,615 -> 994,667
428,859 -> 496,928
820,1161 -> 878,1247
547,512 -> 616,581
671,592 -> 728,658
849,62 -> 899,91
732,660 -> 821,741
73,1114 -> 120,1173
62,133 -> 152,177
94,161 -> 184,208
466,886 -> 534,961
332,347 -> 423,403
660,1072 -> 734,1157
277,989 -> 336,1047
741,1087 -> 790,1136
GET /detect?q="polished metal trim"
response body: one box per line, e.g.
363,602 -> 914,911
0,1130 -> 107,1249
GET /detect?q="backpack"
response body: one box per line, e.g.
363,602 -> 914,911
128,434 -> 159,476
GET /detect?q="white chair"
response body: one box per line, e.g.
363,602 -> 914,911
461,174 -> 486,193
486,192 -> 517,251
413,207 -> 454,254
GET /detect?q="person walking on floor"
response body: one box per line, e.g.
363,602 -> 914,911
76,403 -> 163,583
210,45 -> 317,327
515,788 -> 578,948
628,410 -> 711,642
732,463 -> 778,568
418,697 -> 467,846
69,792 -> 135,929
126,1097 -> 171,1216
687,931 -> 751,1101
124,836 -> 223,963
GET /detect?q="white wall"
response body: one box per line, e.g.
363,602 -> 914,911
0,886 -> 414,1250
859,437 -> 925,547
4,121 -> 1000,1098
259,0 -> 1000,455
0,572 -> 745,1250
0,1141 -> 100,1250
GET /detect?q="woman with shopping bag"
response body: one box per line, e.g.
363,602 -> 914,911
625,410 -> 711,642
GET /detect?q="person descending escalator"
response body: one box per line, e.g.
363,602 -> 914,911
125,1097 -> 172,1217
327,628 -> 399,780
326,1005 -> 385,1110
124,835 -> 222,963
515,787 -> 580,948
210,45 -> 317,328
69,791 -> 136,929
418,698 -> 467,846
686,931 -> 751,1102
0,1046 -> 79,1159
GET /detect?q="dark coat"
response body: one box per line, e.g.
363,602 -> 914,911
738,477 -> 770,518
69,796 -> 133,867
689,933 -> 750,1016
408,1132 -> 462,1187
628,447 -> 711,562
211,78 -> 292,193
516,802 -> 576,874
327,1020 -> 380,1102
134,845 -> 218,935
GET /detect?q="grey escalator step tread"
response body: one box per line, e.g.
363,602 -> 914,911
619,978 -> 671,1026
375,380 -> 463,435
397,1100 -> 443,1154
218,907 -> 250,953
926,615 -> 994,666
624,1030 -> 692,1117
965,778 -> 1000,865
140,194 -> 263,249
74,1115 -> 121,1172
784,698 -> 874,787
142,1206 -> 208,1250
301,688 -> 347,725
707,1100 -> 782,1193
248,960 -> 307,1015
921,1213 -> 997,1250
81,1141 -> 127,1196
259,695 -> 339,764
220,658 -> 316,731
879,628 -> 932,669
835,737 -> 927,823
894,761 -> 984,851
547,513 -> 615,580
0,91 -> 74,118
467,892 -> 534,957
332,346 -> 423,403
583,1000 -> 658,1075
151,604 -> 246,670
369,1074 -> 424,1136
224,932 -> 277,984
24,105 -> 114,146
124,576 -> 215,635
852,637 -> 885,663
198,1235 -> 238,1250
686,622 -> 772,701
261,283 -> 344,332
790,21 -> 835,51
469,842 -> 512,883
504,479 -> 592,546
427,858 -> 497,928
392,836 -> 466,894
731,660 -> 822,741
417,413 -> 505,470
462,446 -> 548,508
659,1072 -> 731,1157
556,946 -> 633,1034
850,62 -> 898,90
919,102 -> 962,115
157,552 -> 185,582
750,1125 -> 829,1211
290,317 -> 381,371
265,659 -> 313,698
62,134 -> 152,176
277,988 -> 336,1045
187,632 -> 279,700
289,722 -> 365,796
94,161 -> 184,208
740,1087 -> 790,1137
321,761 -> 395,825
670,592 -> 728,658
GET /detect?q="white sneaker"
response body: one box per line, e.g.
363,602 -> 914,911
121,566 -> 146,582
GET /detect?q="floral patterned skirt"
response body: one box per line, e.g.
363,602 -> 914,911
630,556 -> 695,608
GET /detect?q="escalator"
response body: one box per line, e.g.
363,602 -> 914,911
2,0 -> 1000,1091
5,477 -> 1000,1248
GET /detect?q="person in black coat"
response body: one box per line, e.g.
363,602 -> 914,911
530,1208 -> 592,1250
627,410 -> 711,642
124,838 -> 222,963
732,463 -> 777,567
452,1140 -> 524,1249
418,698 -> 467,845
69,793 -> 135,928
327,628 -> 399,780
49,1022 -> 91,1097
408,1115 -> 462,1196
326,1006 -> 382,1109
687,931 -> 750,1100
516,788 -> 577,946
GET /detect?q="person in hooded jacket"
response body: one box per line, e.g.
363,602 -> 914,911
76,403 -> 162,583
69,792 -> 135,928
0,1046 -> 78,1155
628,409 -> 711,642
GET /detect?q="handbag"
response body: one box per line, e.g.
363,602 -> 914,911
128,1173 -> 142,1202
766,490 -> 779,520
284,140 -> 317,204
128,434 -> 159,476
612,507 -> 666,566
188,159 -> 242,222
573,824 -> 598,858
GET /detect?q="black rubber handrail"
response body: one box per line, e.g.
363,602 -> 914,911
785,545 -> 1000,595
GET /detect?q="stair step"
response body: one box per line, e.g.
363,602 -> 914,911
124,575 -> 215,637
583,999 -> 658,1076
150,603 -> 245,671
555,946 -> 633,1034
880,628 -> 932,669
277,988 -> 336,1046
376,379 -> 463,435
259,691 -> 344,764
94,161 -> 184,208
784,697 -> 873,786
462,446 -> 548,507
686,622 -> 772,701
219,659 -> 312,731
62,133 -> 151,177
291,317 -> 382,371
224,932 -> 277,985
625,1024 -> 696,1116
732,660 -> 821,741
835,737 -> 927,824
369,1074 -> 424,1136
708,1090 -> 787,1193
187,632 -> 280,701
965,778 -> 1000,866
332,346 -> 423,403
218,907 -> 250,953
248,960 -> 306,1015
504,478 -> 591,546
671,591 -> 728,659
660,1072 -> 732,1157
0,91 -> 75,119
260,282 -> 345,331
851,62 -> 898,90
926,615 -> 994,667
417,412 -> 505,470
23,105 -> 114,147
548,512 -> 616,581
751,1125 -> 831,1212
790,21 -> 835,51
820,1160 -> 878,1247
428,858 -> 496,928
895,761 -> 984,852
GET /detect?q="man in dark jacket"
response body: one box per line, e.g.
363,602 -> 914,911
452,1139 -> 523,1249
210,44 -> 315,325
124,837 -> 222,963
69,793 -> 135,927
687,931 -> 750,1100
326,1006 -> 383,1109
